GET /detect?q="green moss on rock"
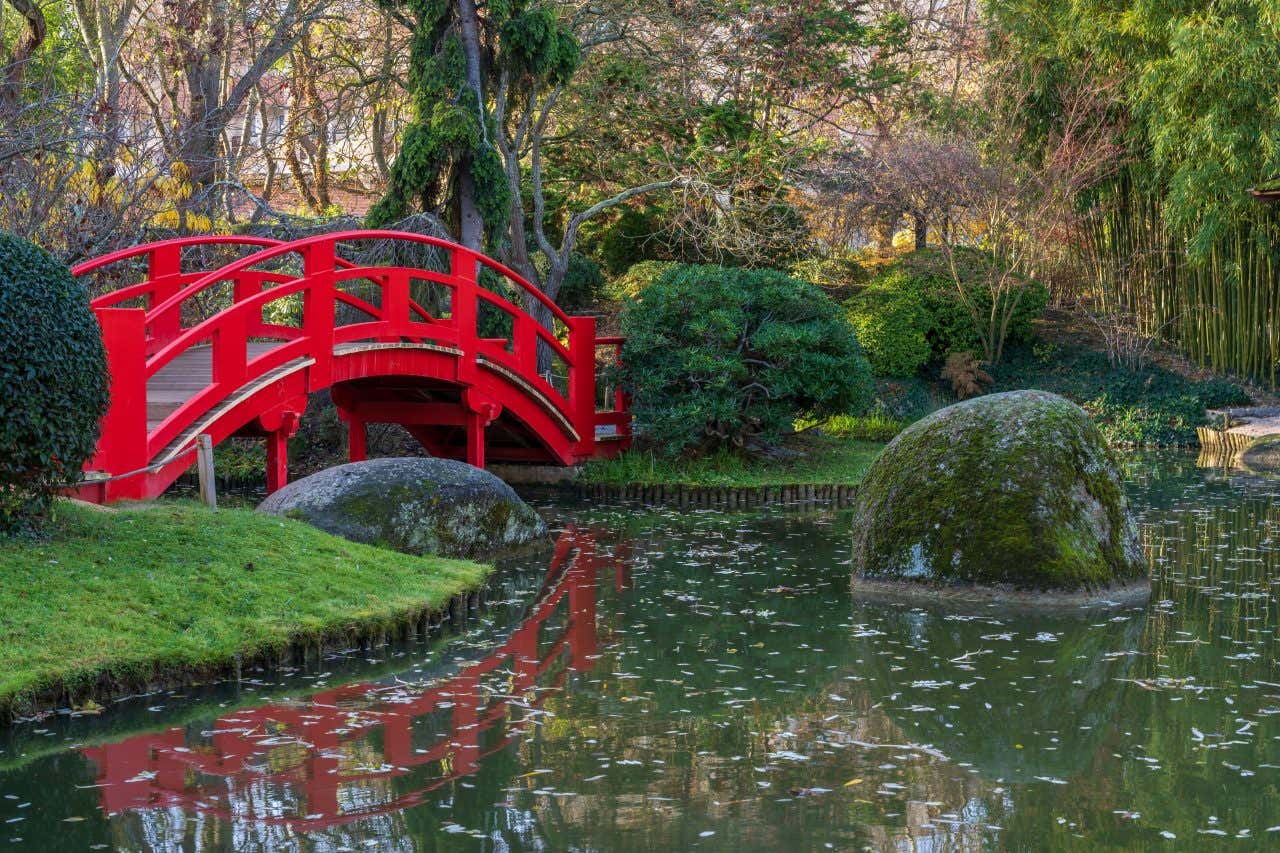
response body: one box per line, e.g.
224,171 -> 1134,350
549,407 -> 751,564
1240,435 -> 1280,474
851,390 -> 1146,592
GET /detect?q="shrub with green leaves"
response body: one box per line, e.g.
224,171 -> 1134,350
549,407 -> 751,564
991,342 -> 1251,446
873,248 -> 1049,360
606,259 -> 675,302
0,232 -> 109,535
790,252 -> 869,298
620,264 -> 873,455
847,287 -> 932,377
555,252 -> 606,313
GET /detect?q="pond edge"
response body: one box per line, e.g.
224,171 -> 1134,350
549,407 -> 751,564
2,584 -> 491,727
526,482 -> 859,509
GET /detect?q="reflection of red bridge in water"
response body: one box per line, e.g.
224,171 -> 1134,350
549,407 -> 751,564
73,232 -> 630,502
82,528 -> 624,829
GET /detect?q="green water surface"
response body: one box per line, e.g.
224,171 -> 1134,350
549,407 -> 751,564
2,453 -> 1280,850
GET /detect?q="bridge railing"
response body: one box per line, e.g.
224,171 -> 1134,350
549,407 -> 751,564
78,232 -> 626,483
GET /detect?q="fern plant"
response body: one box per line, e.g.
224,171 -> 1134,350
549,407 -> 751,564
941,351 -> 993,400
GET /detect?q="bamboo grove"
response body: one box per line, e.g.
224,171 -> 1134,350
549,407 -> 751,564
1085,177 -> 1280,385
992,0 -> 1280,385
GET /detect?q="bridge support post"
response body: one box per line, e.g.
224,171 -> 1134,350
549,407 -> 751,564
266,430 -> 288,495
465,411 -> 485,469
260,409 -> 303,495
462,390 -> 501,469
347,417 -> 367,463
567,316 -> 599,460
93,308 -> 149,501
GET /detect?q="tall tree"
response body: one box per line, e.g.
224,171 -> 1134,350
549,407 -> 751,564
365,0 -> 579,250
123,0 -> 333,228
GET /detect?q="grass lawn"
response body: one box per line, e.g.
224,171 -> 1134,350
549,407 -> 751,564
0,501 -> 490,720
578,434 -> 884,488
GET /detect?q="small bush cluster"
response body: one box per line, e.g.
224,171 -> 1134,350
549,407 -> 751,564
605,259 -> 675,302
552,252 -> 605,313
991,342 -> 1251,446
847,248 -> 1049,371
0,232 -> 109,535
847,286 -> 932,377
620,264 -> 873,455
790,252 -> 869,298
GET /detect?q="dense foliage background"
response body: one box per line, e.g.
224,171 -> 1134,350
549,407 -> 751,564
0,0 -> 1267,474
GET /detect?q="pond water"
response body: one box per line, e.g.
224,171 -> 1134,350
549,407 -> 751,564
4,454 -> 1280,850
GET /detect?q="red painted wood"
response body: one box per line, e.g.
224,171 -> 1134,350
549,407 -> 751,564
90,308 -> 149,501
74,231 -> 631,502
266,428 -> 289,493
348,418 -> 367,462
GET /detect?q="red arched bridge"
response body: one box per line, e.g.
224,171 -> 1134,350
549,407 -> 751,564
73,231 -> 630,502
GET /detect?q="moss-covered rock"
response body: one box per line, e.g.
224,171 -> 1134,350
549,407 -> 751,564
258,458 -> 546,559
1240,434 -> 1280,474
851,390 -> 1146,593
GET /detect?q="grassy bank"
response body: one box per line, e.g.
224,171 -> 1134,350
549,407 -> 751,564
578,434 -> 883,488
0,501 -> 490,721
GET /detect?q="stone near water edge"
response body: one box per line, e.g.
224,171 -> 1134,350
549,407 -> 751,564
258,457 -> 547,559
1239,434 -> 1280,474
851,389 -> 1147,595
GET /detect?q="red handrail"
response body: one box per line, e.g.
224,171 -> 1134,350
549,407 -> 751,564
76,231 -> 629,501
144,230 -> 576,328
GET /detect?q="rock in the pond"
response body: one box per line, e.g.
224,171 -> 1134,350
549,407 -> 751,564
1240,434 -> 1280,474
258,457 -> 547,559
851,389 -> 1145,594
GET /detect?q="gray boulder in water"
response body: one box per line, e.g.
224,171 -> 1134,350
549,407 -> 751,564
851,389 -> 1146,595
258,457 -> 547,559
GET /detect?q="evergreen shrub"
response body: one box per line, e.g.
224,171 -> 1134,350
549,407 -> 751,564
0,232 -> 109,535
620,264 -> 873,455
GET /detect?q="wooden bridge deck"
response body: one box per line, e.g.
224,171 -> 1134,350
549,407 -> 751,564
147,342 -> 281,430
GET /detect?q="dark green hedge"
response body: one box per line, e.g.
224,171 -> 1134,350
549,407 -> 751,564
620,264 -> 873,455
0,233 -> 109,535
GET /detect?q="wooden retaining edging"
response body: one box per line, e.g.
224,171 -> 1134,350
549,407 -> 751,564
1196,426 -> 1254,457
572,482 -> 858,509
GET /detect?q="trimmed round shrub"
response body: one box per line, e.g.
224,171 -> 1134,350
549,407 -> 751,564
847,288 -> 932,377
0,232 -> 109,534
620,264 -> 873,455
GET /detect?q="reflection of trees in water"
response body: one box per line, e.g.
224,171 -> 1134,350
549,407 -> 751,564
82,527 -> 616,851
853,600 -> 1145,780
47,486 -> 1280,850
834,600 -> 1144,851
840,479 -> 1280,850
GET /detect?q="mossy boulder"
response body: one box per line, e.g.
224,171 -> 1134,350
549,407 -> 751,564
258,458 -> 546,559
1240,434 -> 1280,474
851,390 -> 1145,593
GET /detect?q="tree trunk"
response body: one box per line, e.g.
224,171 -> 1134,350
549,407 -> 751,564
0,0 -> 45,114
456,0 -> 486,251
